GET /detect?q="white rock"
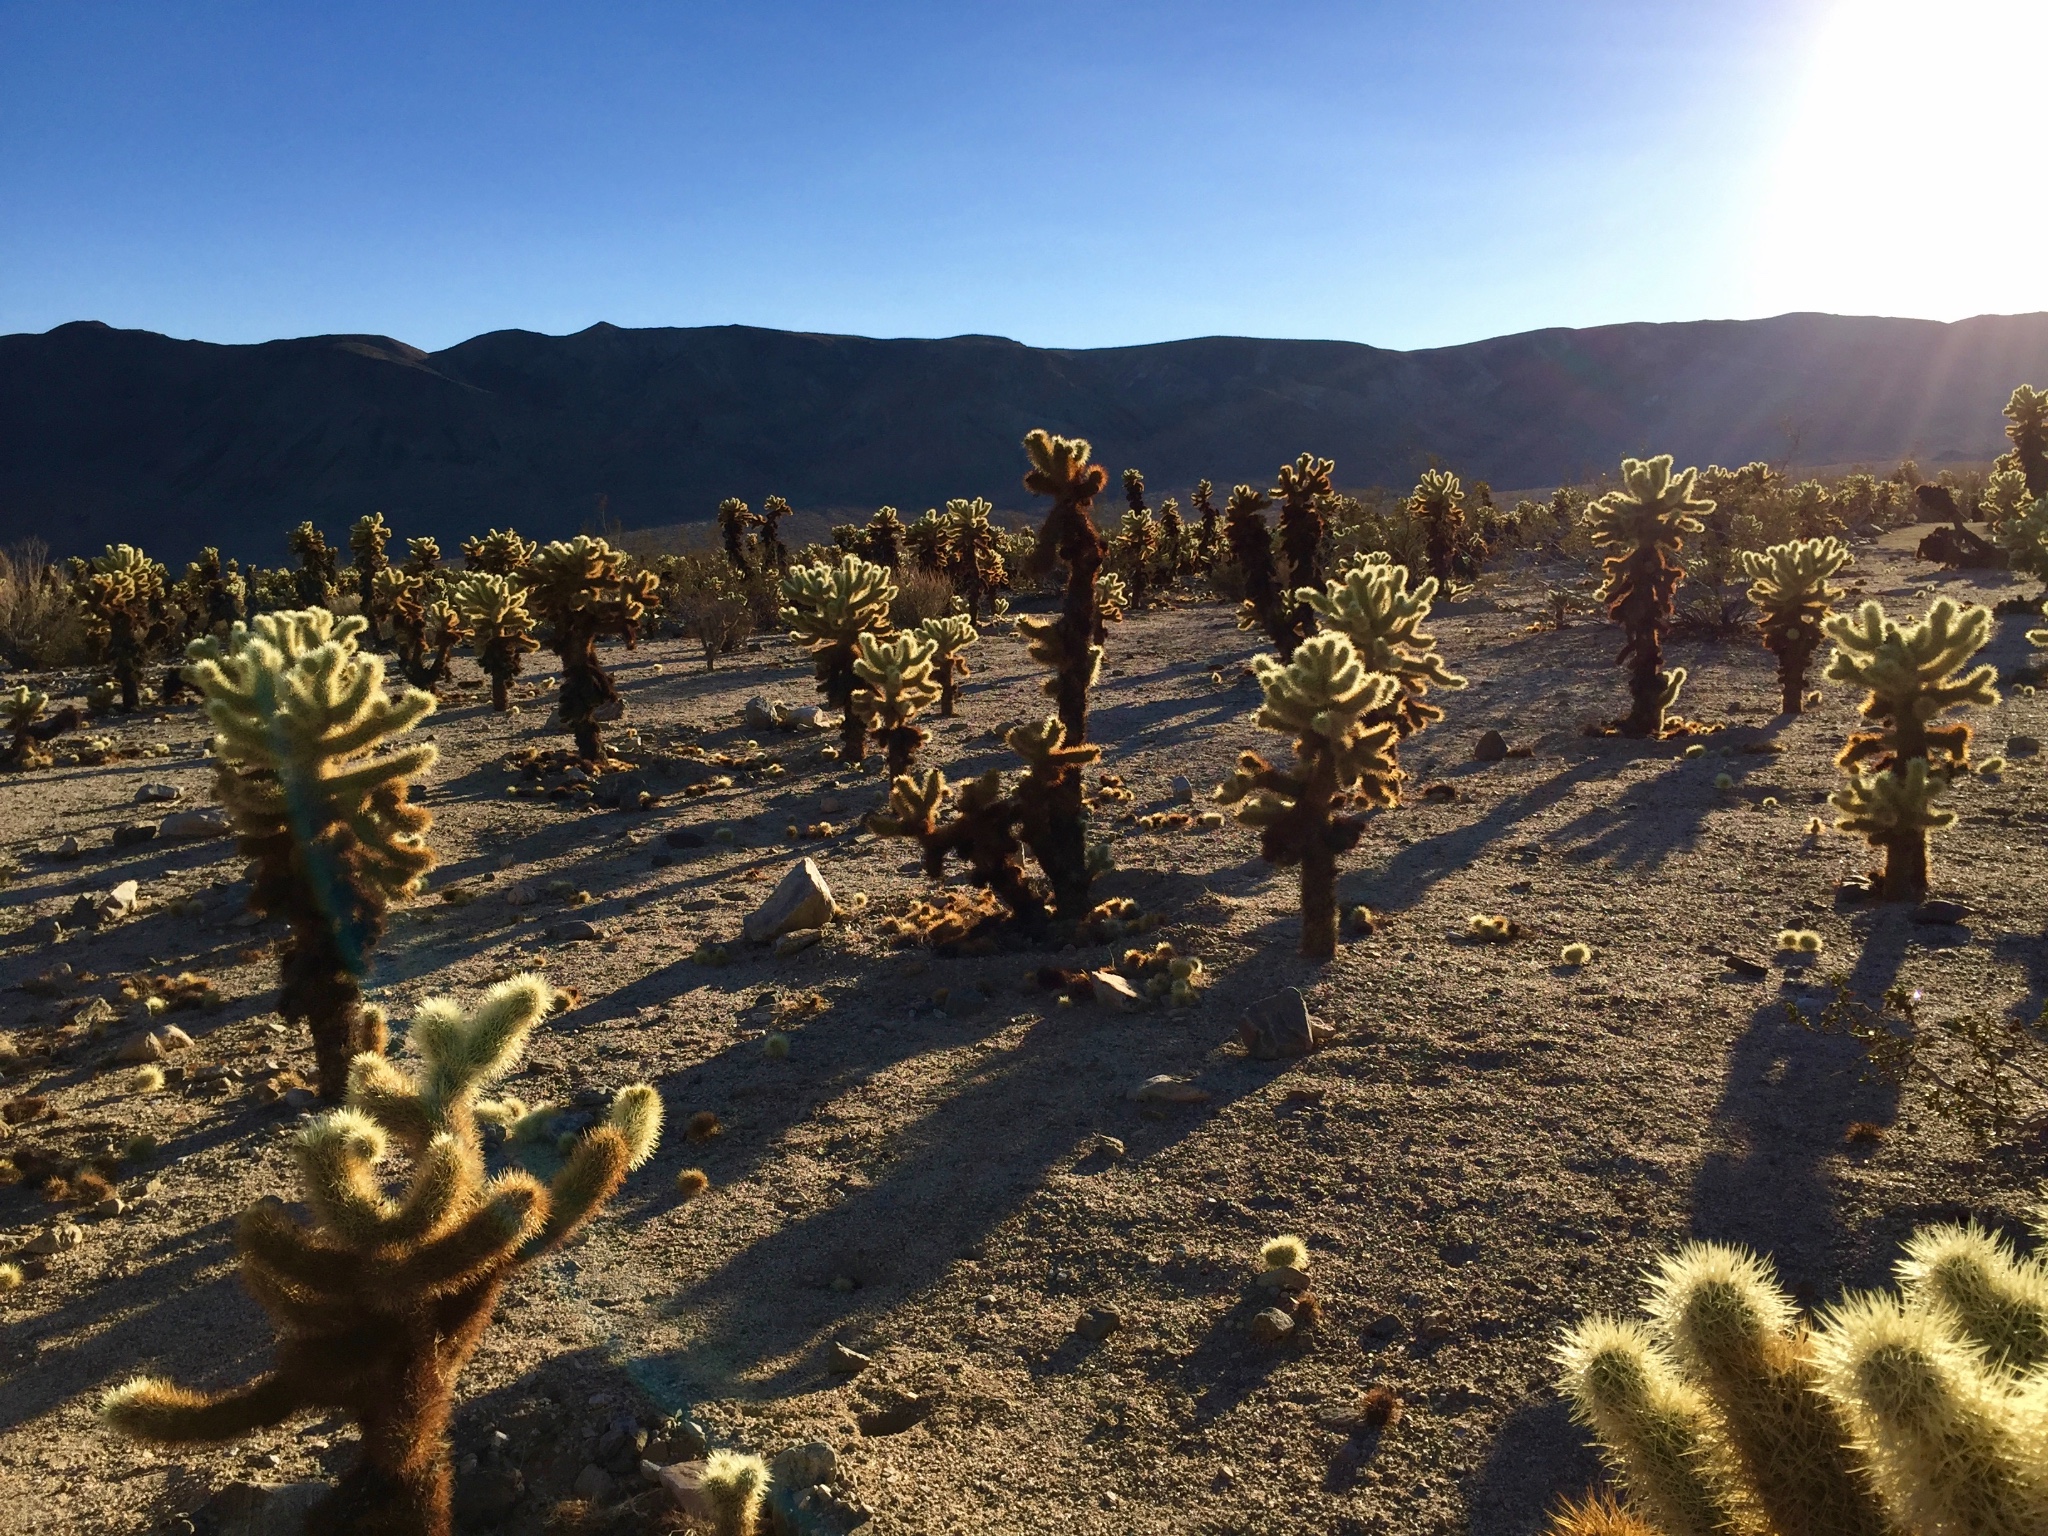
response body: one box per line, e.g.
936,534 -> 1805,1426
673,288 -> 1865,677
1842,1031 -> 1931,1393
25,1222 -> 83,1255
135,784 -> 183,803
1131,1074 -> 1211,1104
160,809 -> 232,841
1090,971 -> 1147,1012
743,858 -> 836,944
772,1441 -> 838,1490
744,696 -> 788,731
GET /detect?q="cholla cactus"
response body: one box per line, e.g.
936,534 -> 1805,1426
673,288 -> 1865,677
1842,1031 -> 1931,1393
864,506 -> 905,569
781,554 -> 897,763
351,513 -> 393,631
701,1450 -> 769,1536
101,976 -> 662,1536
852,630 -> 941,774
718,498 -> 761,579
875,765 -> 1046,931
184,610 -> 436,1097
916,613 -> 978,716
944,497 -> 1007,621
1095,570 -> 1129,624
1157,496 -> 1185,588
1409,469 -> 1467,585
288,522 -> 341,609
401,536 -> 442,579
1191,479 -> 1220,569
3,684 -> 80,770
1007,714 -> 1104,913
2004,384 -> 2048,498
1999,495 -> 2048,595
453,574 -> 539,710
904,507 -> 953,572
1225,484 -> 1288,648
1824,598 -> 1995,899
1300,556 -> 1467,746
74,543 -> 172,711
1588,456 -> 1713,737
1273,452 -> 1336,655
1020,429 -> 1111,744
1215,633 -> 1400,959
759,495 -> 793,573
1113,504 -> 1161,607
527,536 -> 659,760
1553,1222 -> 2048,1536
1739,537 -> 1852,714
178,547 -> 246,637
459,528 -> 536,577
373,568 -> 460,689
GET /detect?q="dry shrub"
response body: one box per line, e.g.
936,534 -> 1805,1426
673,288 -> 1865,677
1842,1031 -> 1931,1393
0,541 -> 87,668
889,566 -> 955,629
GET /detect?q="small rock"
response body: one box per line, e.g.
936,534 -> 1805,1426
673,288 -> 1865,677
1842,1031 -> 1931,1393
551,920 -> 603,942
856,1392 -> 945,1436
743,857 -> 836,944
572,1463 -> 614,1502
744,695 -> 788,731
828,1343 -> 872,1375
1720,952 -> 1770,980
503,881 -> 539,906
93,879 -> 142,926
1835,875 -> 1875,903
2007,734 -> 2042,758
1912,900 -> 1971,926
1256,1264 -> 1313,1294
1169,774 -> 1194,804
136,783 -> 183,803
665,1417 -> 710,1458
95,1196 -> 126,1217
160,808 -> 232,841
1238,987 -> 1333,1060
775,929 -> 821,957
1089,1133 -> 1126,1159
69,996 -> 117,1028
116,1032 -> 168,1064
283,1088 -> 319,1112
160,1025 -> 194,1051
1131,1074 -> 1211,1104
1089,970 -> 1146,1012
112,821 -> 160,848
53,835 -> 81,861
655,1462 -> 717,1523
771,1441 -> 839,1490
1075,1306 -> 1123,1342
25,1223 -> 84,1255
786,705 -> 825,731
1250,1307 -> 1295,1344
1473,729 -> 1508,762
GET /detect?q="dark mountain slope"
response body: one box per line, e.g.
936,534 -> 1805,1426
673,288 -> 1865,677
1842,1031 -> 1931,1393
3,311 -> 2045,560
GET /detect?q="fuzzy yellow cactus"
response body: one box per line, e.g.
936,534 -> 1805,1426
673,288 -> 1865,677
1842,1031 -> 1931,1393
1408,467 -> 1467,585
350,513 -> 393,630
943,496 -> 1007,620
1824,597 -> 1996,899
1588,456 -> 1713,737
528,535 -> 660,759
852,629 -> 941,774
2004,383 -> 2048,498
1300,556 -> 1467,743
184,609 -> 436,1096
453,573 -> 539,711
102,976 -> 662,1536
782,553 -> 897,763
1740,537 -> 1852,714
1215,632 -> 1400,959
1272,452 -> 1336,653
1094,569 -> 1130,624
701,1450 -> 770,1536
74,543 -> 172,712
915,613 -> 977,716
458,527 -> 537,576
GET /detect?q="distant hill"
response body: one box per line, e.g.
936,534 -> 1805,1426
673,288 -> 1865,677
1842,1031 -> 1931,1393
4,311 -> 2047,562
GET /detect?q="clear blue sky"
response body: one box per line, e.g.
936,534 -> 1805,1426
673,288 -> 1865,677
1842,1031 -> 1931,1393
2,1 -> 2033,352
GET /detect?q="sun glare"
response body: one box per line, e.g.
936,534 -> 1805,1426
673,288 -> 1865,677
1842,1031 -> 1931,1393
1751,0 -> 2048,320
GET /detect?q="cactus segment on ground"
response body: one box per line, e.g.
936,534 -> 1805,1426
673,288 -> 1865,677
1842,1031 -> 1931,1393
1588,456 -> 1713,737
452,573 -> 540,710
101,976 -> 662,1536
852,629 -> 942,774
1823,596 -> 1996,900
916,613 -> 978,717
1215,632 -> 1400,959
527,536 -> 659,760
183,610 -> 436,1097
1300,556 -> 1467,745
781,553 -> 897,764
1739,537 -> 1852,715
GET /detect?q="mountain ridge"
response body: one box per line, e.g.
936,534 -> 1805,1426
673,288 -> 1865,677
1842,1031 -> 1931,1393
4,310 -> 2046,561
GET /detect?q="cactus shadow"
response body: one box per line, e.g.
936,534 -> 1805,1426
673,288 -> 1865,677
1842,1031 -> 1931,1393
1462,1396 -> 1604,1536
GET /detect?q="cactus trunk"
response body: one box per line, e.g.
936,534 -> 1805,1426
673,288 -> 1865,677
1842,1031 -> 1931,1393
1877,830 -> 1929,902
556,622 -> 617,761
1298,764 -> 1339,961
1778,646 -> 1809,716
937,659 -> 957,717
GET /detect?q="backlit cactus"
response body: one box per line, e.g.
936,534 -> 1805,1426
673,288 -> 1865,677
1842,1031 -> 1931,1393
864,505 -> 905,569
74,543 -> 172,711
183,609 -> 436,1097
1225,483 -> 1288,648
904,507 -> 954,572
916,612 -> 978,716
1409,468 -> 1467,585
1215,632 -> 1400,959
1191,479 -> 1220,570
3,683 -> 80,770
458,528 -> 536,577
1824,597 -> 1996,899
101,975 -> 662,1536
1588,456 -> 1712,737
759,495 -> 793,573
1273,452 -> 1335,655
1300,555 -> 1467,748
527,535 -> 660,760
350,513 -> 393,631
453,573 -> 538,710
1740,537 -> 1852,715
719,497 -> 762,579
1116,470 -> 1160,607
875,765 -> 1047,931
852,629 -> 941,774
2003,383 -> 2048,498
943,496 -> 1007,620
402,536 -> 442,578
781,553 -> 898,763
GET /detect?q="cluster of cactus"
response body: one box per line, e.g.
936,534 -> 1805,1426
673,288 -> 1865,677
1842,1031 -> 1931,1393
781,553 -> 898,763
1588,455 -> 1713,737
1553,1213 -> 2048,1535
376,566 -> 471,689
350,513 -> 393,630
758,495 -> 793,573
183,610 -> 436,1097
1115,469 -> 1162,606
1226,483 -> 1289,648
1825,597 -> 1996,900
943,496 -> 1007,620
1157,496 -> 1186,587
525,535 -> 659,760
1191,479 -> 1221,569
102,975 -> 662,1536
861,505 -> 905,569
1739,537 -> 1852,714
1215,633 -> 1401,959
903,506 -> 952,572
289,521 -> 342,609
718,498 -> 764,579
459,527 -> 537,577
71,543 -> 174,711
451,573 -> 540,709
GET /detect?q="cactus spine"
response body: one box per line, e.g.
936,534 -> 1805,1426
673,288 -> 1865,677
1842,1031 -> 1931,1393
1824,597 -> 1995,900
852,629 -> 941,774
101,976 -> 662,1536
184,610 -> 435,1098
1588,456 -> 1712,737
1273,452 -> 1335,656
1300,555 -> 1467,751
452,574 -> 539,711
1214,633 -> 1400,959
943,496 -> 1007,621
916,613 -> 978,716
527,536 -> 659,761
781,554 -> 897,764
1739,538 -> 1852,715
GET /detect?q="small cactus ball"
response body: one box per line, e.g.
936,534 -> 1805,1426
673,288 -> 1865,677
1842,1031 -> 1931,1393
1260,1234 -> 1308,1271
1560,942 -> 1592,967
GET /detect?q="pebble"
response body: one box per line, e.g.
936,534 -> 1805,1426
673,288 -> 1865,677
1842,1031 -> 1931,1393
135,784 -> 182,803
551,920 -> 602,942
1089,971 -> 1146,1012
25,1223 -> 83,1255
112,822 -> 160,848
1250,1307 -> 1295,1344
1075,1306 -> 1123,1342
770,1441 -> 838,1490
571,1464 -> 613,1502
743,858 -> 836,944
159,809 -> 231,841
1131,1075 -> 1210,1104
1911,900 -> 1971,925
828,1343 -> 872,1375
1170,774 -> 1194,803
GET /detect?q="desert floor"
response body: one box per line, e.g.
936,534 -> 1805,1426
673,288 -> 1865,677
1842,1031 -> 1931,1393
3,526 -> 2045,1536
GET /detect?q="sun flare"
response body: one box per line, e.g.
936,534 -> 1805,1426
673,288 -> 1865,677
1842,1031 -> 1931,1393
1752,0 -> 2048,319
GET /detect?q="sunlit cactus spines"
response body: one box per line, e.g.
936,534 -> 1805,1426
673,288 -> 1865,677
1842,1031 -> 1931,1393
1999,494 -> 2048,593
1893,1222 -> 2048,1375
904,506 -> 953,572
1643,1243 -> 1889,1536
1006,712 -> 1104,915
3,683 -> 80,770
458,527 -> 536,576
1225,483 -> 1288,647
101,976 -> 663,1536
180,546 -> 246,636
1215,632 -> 1400,959
874,766 -> 1047,931
758,494 -> 793,573
1021,428 -> 1111,745
1739,536 -> 1852,714
527,534 -> 659,761
718,497 -> 761,579
852,629 -> 941,774
864,505 -> 905,569
1156,496 -> 1185,588
1824,597 -> 1996,899
453,573 -> 540,711
1094,569 -> 1129,625
350,513 -> 393,631
916,612 -> 978,716
1270,452 -> 1335,655
1408,468 -> 1468,585
1191,478 -> 1220,570
183,609 -> 436,1097
2004,383 -> 2048,498
943,496 -> 1007,620
401,536 -> 442,579
288,521 -> 341,609
1554,1316 -> 1747,1536
1113,503 -> 1161,607
1588,455 -> 1713,737
701,1450 -> 770,1536
781,553 -> 898,764
1301,556 -> 1467,744
76,542 -> 172,711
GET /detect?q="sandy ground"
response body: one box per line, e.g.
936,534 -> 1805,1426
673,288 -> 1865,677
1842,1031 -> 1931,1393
2,526 -> 2045,1536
